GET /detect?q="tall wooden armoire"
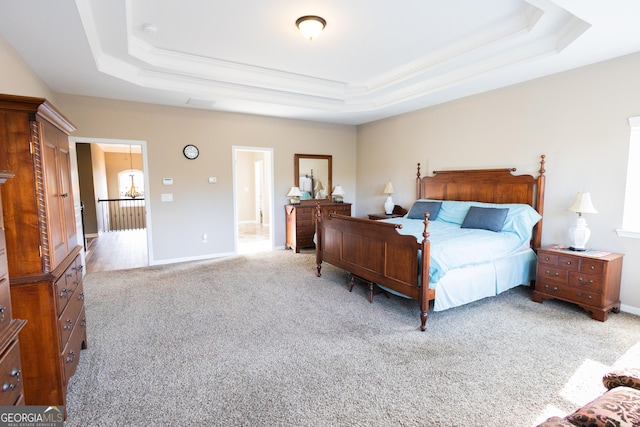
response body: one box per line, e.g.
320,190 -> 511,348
0,94 -> 87,409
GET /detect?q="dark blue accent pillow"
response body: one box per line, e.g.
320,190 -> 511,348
407,201 -> 442,220
461,206 -> 509,232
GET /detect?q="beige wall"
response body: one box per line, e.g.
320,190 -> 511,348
357,52 -> 640,312
54,95 -> 357,261
0,35 -> 57,101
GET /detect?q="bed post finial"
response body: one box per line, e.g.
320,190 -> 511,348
416,163 -> 422,199
539,154 -> 546,175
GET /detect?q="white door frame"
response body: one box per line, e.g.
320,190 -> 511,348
69,136 -> 153,264
232,146 -> 274,253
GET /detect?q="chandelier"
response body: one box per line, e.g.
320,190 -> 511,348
123,145 -> 142,199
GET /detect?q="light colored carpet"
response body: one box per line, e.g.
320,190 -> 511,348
65,250 -> 640,426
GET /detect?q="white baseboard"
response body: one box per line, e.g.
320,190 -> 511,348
621,303 -> 640,316
149,251 -> 236,266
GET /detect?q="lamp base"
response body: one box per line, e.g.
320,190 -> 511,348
384,196 -> 394,215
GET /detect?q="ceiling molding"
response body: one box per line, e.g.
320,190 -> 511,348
75,0 -> 588,115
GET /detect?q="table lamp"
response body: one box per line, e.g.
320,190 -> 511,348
383,180 -> 395,214
287,186 -> 302,205
332,185 -> 345,203
567,192 -> 598,251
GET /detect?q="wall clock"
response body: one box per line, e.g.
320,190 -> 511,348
183,144 -> 199,160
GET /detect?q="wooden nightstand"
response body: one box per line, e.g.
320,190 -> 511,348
368,213 -> 404,220
532,245 -> 624,321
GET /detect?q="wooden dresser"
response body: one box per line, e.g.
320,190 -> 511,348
285,202 -> 351,252
0,172 -> 27,406
532,245 -> 624,321
0,94 -> 87,409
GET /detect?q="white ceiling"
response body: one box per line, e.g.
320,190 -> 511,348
1,0 -> 640,125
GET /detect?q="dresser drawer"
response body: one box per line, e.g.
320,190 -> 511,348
62,307 -> 87,384
58,282 -> 85,348
0,339 -> 23,406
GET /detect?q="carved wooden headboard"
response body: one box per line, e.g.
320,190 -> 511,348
415,155 -> 546,250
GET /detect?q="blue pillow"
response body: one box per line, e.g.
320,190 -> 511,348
407,201 -> 442,220
461,206 -> 509,232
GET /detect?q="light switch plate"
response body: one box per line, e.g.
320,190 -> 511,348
161,193 -> 173,202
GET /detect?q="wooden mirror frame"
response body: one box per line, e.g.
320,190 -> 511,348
294,154 -> 332,203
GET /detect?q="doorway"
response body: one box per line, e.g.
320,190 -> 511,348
71,137 -> 151,271
233,147 -> 274,254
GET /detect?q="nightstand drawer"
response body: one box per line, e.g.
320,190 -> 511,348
538,252 -> 559,266
568,271 -> 603,291
579,259 -> 606,275
558,255 -> 579,269
537,282 -> 602,305
536,266 -> 568,283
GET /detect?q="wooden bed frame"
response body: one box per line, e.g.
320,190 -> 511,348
315,155 -> 546,331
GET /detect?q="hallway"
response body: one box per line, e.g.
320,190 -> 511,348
85,229 -> 148,273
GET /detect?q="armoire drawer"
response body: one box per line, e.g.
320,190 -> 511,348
0,339 -> 23,406
58,282 -> 85,348
62,307 -> 87,384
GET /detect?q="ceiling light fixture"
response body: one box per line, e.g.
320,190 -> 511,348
295,15 -> 326,41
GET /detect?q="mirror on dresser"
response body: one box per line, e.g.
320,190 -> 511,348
294,154 -> 332,201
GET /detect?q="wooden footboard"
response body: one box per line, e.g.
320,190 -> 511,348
315,209 -> 434,330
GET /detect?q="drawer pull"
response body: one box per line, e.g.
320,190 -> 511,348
64,319 -> 73,330
577,277 -> 595,284
545,285 -> 558,291
78,292 -> 85,300
66,350 -> 76,363
566,261 -> 572,265
589,265 -> 595,270
60,288 -> 68,298
81,317 -> 87,327
2,370 -> 19,392
544,257 -> 550,261
66,272 -> 73,278
0,306 -> 5,322
545,270 -> 559,276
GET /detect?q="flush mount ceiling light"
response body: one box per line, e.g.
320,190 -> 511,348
295,15 -> 326,41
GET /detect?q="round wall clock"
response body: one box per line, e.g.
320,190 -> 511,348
183,144 -> 199,160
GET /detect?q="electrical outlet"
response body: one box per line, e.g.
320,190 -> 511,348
202,233 -> 208,243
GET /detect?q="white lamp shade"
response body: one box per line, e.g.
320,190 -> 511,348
287,186 -> 302,197
332,185 -> 345,196
568,192 -> 598,214
383,181 -> 394,195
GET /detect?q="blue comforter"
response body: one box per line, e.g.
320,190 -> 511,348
381,218 -> 527,284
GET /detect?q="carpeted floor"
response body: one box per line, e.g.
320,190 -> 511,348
65,250 -> 640,426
